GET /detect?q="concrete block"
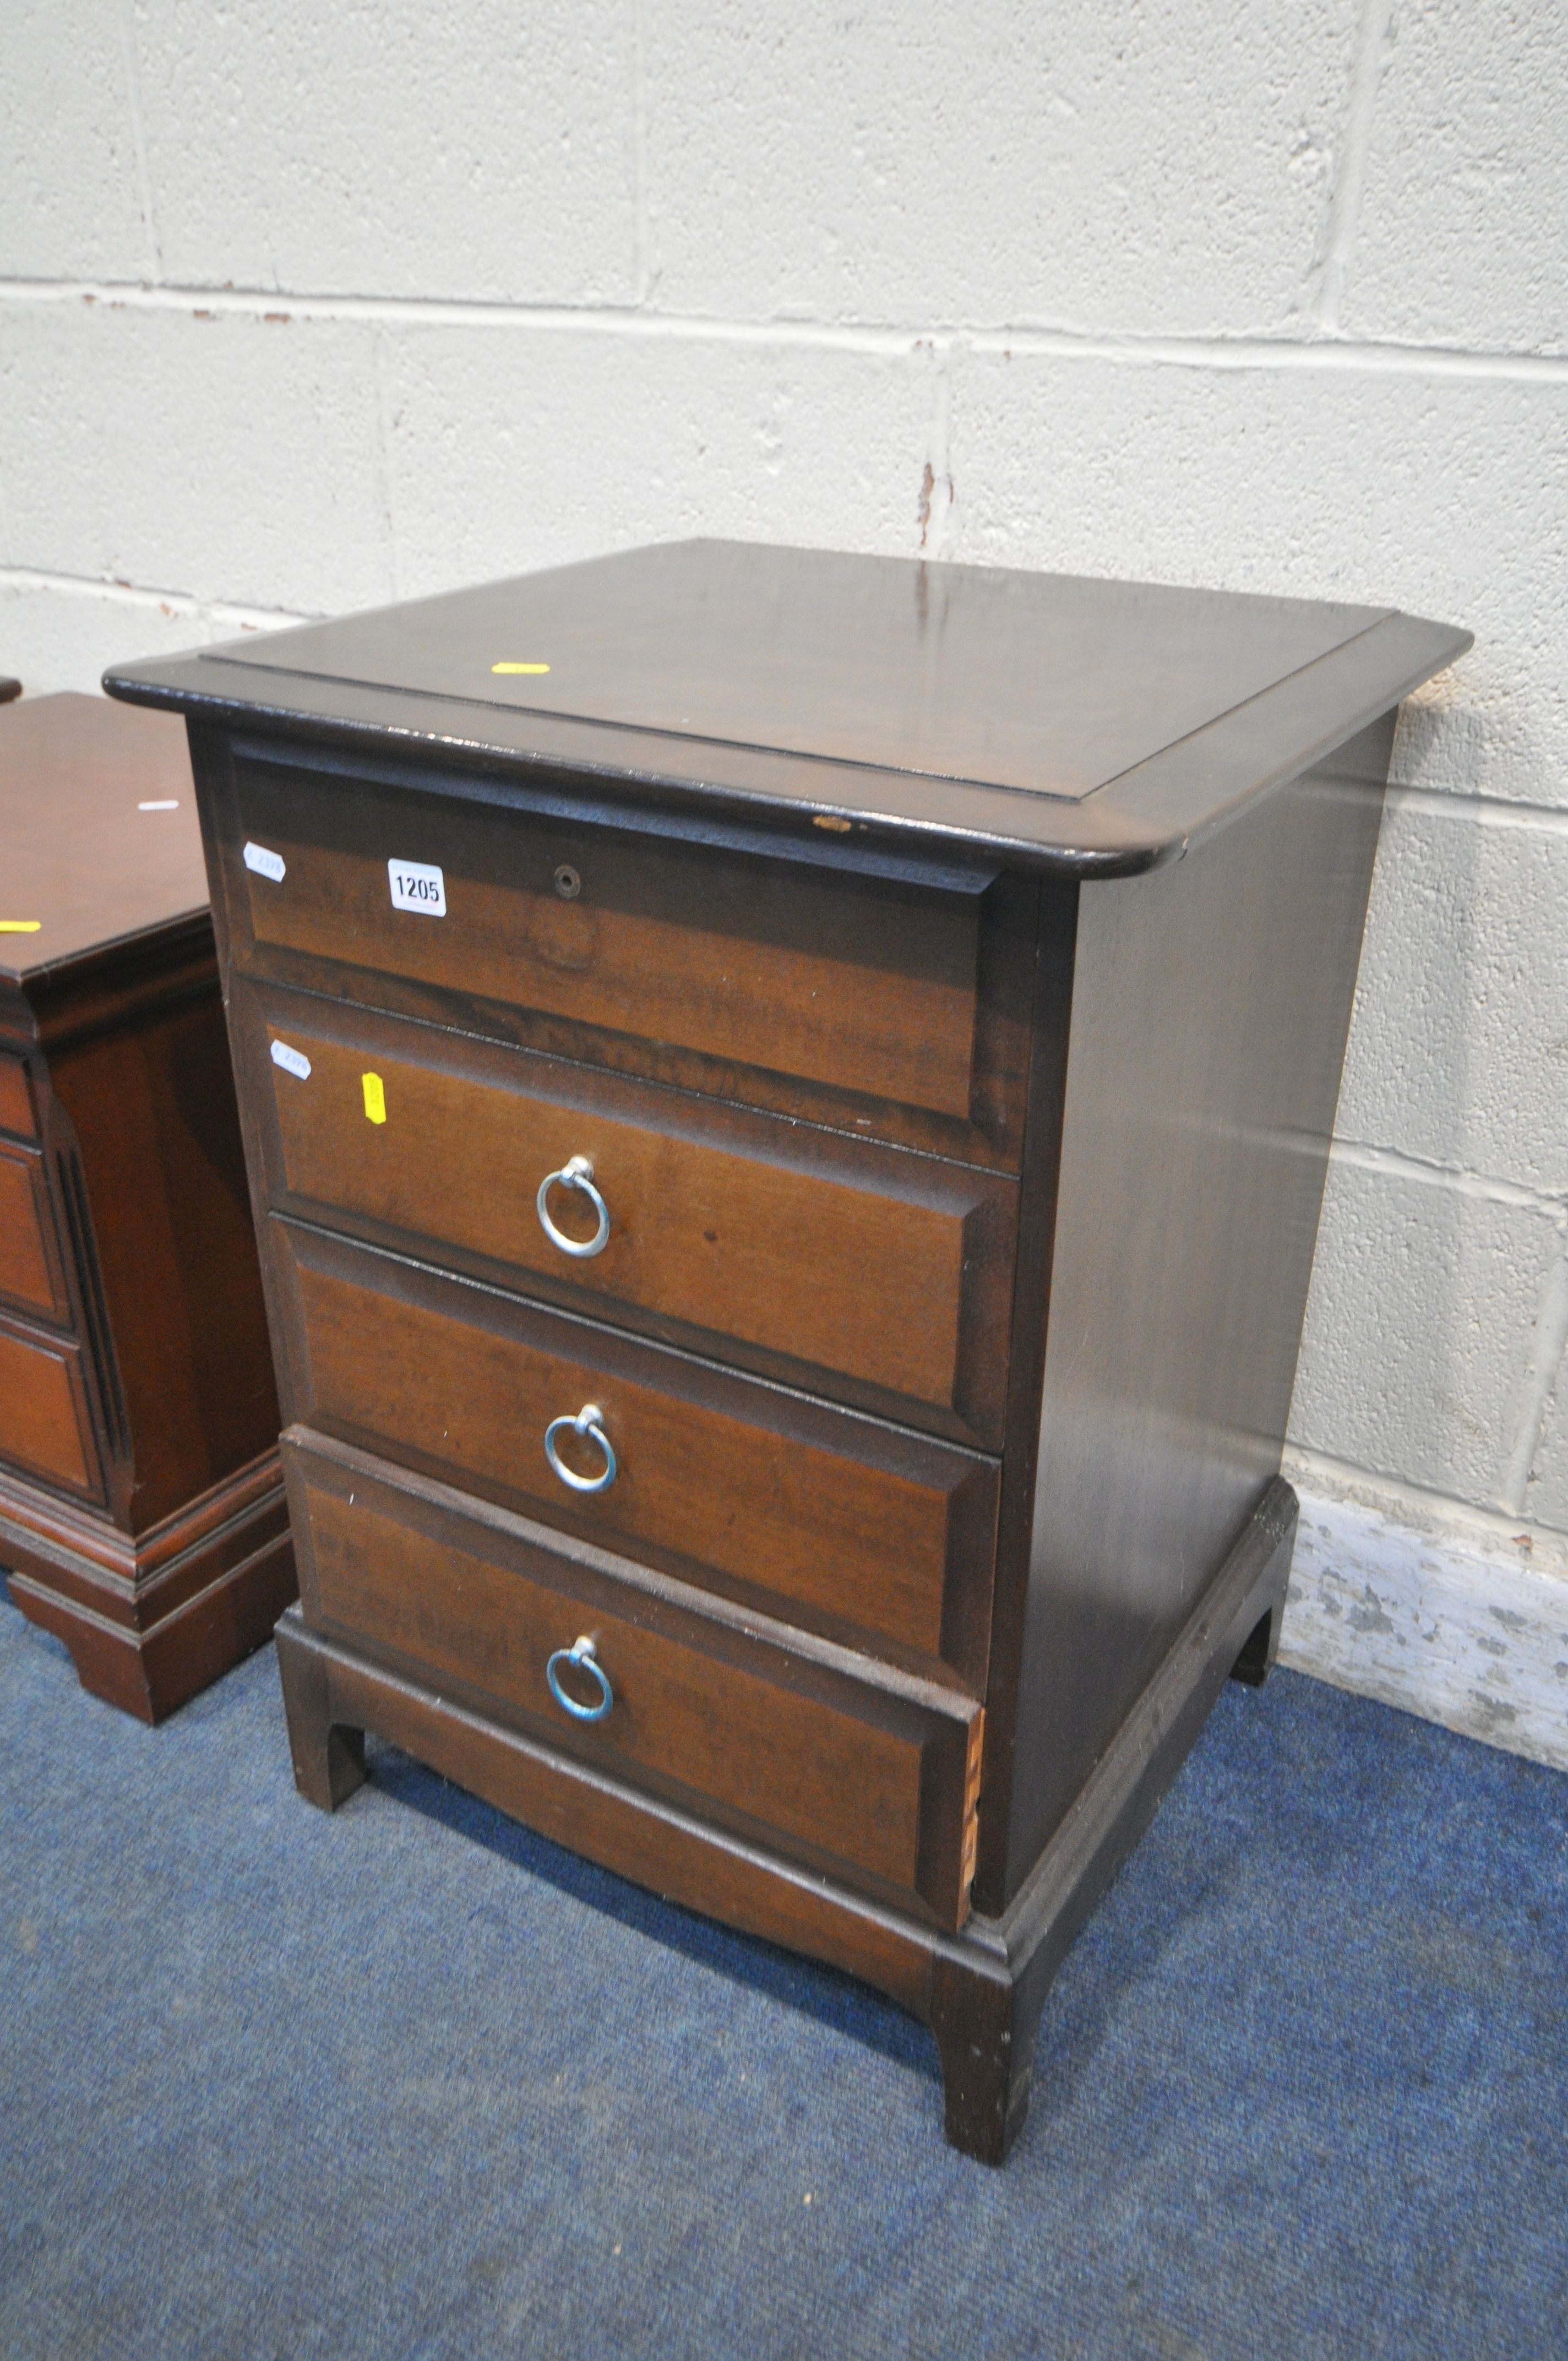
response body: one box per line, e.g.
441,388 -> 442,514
131,0 -> 636,303
0,580 -> 205,699
0,304 -> 391,615
0,1 -> 149,281
1288,1156 -> 1560,1509
644,0 -> 1355,336
1525,1341 -> 1568,1536
381,324 -> 941,597
1344,3 -> 1567,354
946,346 -> 1568,809
1337,800 -> 1568,1194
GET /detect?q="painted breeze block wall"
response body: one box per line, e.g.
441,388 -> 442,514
3,1 -> 1565,1764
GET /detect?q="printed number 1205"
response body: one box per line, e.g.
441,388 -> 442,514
388,859 -> 447,917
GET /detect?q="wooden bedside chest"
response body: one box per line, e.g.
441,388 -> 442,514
0,694 -> 293,1721
105,543 -> 1468,2158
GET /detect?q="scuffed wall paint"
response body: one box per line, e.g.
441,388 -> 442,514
1284,1486 -> 1568,1773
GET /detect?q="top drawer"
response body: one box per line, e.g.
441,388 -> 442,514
221,752 -> 1036,1165
0,1056 -> 37,1141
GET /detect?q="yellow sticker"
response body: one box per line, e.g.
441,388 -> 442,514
491,662 -> 551,675
0,921 -> 41,933
362,1072 -> 386,1125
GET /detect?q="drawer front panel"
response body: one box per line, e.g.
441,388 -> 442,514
230,758 -> 992,1127
0,1144 -> 66,1321
0,1314 -> 99,1497
286,1428 -> 983,1927
249,990 -> 1016,1445
0,1056 -> 36,1141
274,1223 -> 996,1689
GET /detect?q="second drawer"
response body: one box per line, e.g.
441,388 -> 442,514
244,982 -> 1017,1448
0,1140 -> 68,1324
270,1220 -> 998,1691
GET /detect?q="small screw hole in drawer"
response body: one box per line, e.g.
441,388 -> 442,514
553,863 -> 581,900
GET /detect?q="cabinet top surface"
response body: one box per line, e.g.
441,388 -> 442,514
104,541 -> 1471,874
0,694 -> 208,986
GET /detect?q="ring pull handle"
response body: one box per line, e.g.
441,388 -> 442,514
543,1403 -> 617,1494
546,1635 -> 613,1723
536,1155 -> 610,1259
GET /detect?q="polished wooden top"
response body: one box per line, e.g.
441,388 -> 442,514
193,543 -> 1389,798
0,694 -> 205,984
104,542 -> 1471,874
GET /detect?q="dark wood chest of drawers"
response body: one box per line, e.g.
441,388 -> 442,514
0,694 -> 293,1720
107,542 -> 1467,2157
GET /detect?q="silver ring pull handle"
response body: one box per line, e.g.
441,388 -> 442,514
536,1155 -> 610,1259
544,1403 -> 617,1494
546,1635 -> 613,1723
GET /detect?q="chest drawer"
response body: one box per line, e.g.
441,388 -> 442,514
0,1313 -> 100,1499
285,1427 -> 983,1929
271,1221 -> 995,1690
0,1055 -> 37,1141
224,755 -> 1033,1159
246,986 -> 1016,1447
0,1142 -> 68,1323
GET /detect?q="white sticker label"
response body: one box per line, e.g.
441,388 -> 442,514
388,859 -> 447,917
269,1039 -> 312,1081
243,841 -> 286,883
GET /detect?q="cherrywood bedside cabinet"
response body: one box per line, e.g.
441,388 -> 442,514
0,694 -> 293,1721
106,543 -> 1468,2160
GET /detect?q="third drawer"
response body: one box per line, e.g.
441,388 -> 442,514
269,1218 -> 998,1692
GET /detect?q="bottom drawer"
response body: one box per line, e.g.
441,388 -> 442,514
285,1427 -> 984,1931
0,1313 -> 100,1499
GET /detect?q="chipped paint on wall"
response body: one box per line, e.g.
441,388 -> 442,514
1281,1489 -> 1568,1773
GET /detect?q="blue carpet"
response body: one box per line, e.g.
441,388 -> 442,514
2,1581 -> 1564,2360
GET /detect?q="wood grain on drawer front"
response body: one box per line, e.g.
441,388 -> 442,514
0,1315 -> 99,1496
250,990 -> 1016,1448
0,1144 -> 66,1321
0,1056 -> 36,1140
230,758 -> 989,1125
285,1427 -> 984,1929
273,1221 -> 997,1690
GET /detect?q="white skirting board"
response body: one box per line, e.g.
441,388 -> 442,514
1280,1479 -> 1568,1775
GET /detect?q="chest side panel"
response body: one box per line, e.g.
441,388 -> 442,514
987,715 -> 1394,1905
